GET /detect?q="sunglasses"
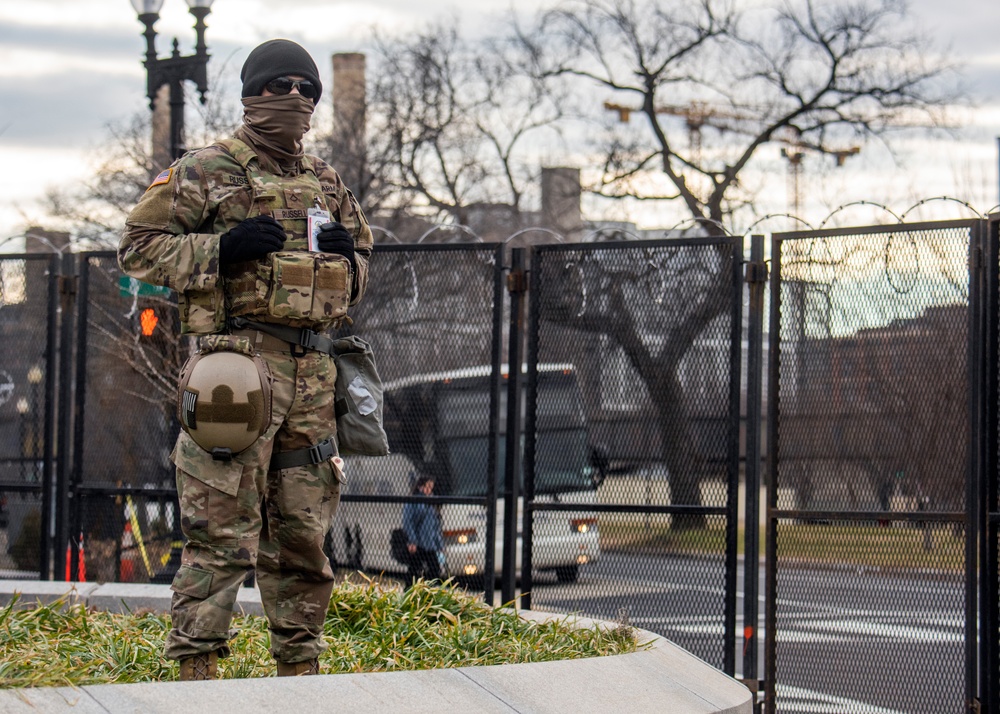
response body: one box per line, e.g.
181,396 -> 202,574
264,76 -> 319,100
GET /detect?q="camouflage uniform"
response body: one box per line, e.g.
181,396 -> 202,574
119,137 -> 373,664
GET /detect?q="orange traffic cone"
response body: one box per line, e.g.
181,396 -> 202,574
65,540 -> 71,581
77,532 -> 86,582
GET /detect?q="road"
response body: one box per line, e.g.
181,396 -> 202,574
523,550 -> 966,714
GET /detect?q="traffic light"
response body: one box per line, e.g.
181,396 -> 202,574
139,308 -> 159,337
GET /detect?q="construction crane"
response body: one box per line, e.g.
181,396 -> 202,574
779,132 -> 860,216
603,100 -> 752,163
605,100 -> 861,216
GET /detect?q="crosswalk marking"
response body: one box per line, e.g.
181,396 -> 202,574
775,684 -> 907,714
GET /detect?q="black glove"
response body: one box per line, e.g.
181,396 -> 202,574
219,215 -> 286,265
317,221 -> 356,272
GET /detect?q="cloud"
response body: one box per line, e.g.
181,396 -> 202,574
963,61 -> 1000,102
0,19 -> 138,64
0,71 -> 145,147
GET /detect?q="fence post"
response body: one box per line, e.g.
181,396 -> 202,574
966,220 -> 986,712
34,254 -> 60,580
723,236 -> 744,678
763,231 -> 783,714
520,246 -> 542,612
481,245 -> 506,605
979,216 -> 999,713
500,248 -> 526,606
53,252 -> 78,580
743,235 -> 767,703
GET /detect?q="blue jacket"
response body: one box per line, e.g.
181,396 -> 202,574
402,501 -> 443,552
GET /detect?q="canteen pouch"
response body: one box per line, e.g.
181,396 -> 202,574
332,335 -> 389,456
258,251 -> 350,323
178,286 -> 227,335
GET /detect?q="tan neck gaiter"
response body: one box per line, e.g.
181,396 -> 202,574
235,94 -> 314,174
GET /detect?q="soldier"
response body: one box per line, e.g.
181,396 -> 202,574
118,38 -> 374,680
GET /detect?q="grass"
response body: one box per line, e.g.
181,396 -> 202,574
771,522 -> 965,573
601,519 -> 966,573
0,576 -> 641,689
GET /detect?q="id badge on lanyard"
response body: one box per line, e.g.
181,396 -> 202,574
307,198 -> 330,252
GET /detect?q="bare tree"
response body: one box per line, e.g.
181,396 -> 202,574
365,19 -> 568,234
498,0 -> 956,527
520,0 -> 956,230
41,115 -> 155,250
41,61 -> 242,251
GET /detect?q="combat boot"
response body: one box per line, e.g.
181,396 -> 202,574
178,651 -> 219,681
276,658 -> 320,676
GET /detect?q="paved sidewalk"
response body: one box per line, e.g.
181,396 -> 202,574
0,581 -> 752,714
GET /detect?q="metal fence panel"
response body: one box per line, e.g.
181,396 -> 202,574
4,218 -> 1000,709
0,253 -> 57,580
766,220 -> 976,713
77,254 -> 182,490
524,237 -> 743,674
328,244 -> 504,598
72,253 -> 185,583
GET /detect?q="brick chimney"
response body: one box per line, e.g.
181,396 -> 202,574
331,52 -> 368,200
24,227 -> 70,254
332,53 -> 367,148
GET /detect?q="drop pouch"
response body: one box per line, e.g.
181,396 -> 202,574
332,335 -> 389,456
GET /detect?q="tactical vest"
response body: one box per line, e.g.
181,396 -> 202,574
213,138 -> 351,331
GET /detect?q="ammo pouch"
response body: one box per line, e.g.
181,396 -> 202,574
176,335 -> 273,460
332,336 -> 389,456
255,251 -> 351,325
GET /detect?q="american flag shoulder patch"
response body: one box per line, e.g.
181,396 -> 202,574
148,168 -> 173,190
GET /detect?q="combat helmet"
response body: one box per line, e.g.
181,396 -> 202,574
177,344 -> 272,460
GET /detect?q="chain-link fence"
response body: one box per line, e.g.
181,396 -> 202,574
327,244 -> 505,599
69,253 -> 186,584
0,253 -> 56,580
765,220 -> 978,713
4,219 -> 1000,711
522,237 -> 744,674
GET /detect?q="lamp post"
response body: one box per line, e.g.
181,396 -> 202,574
131,0 -> 215,164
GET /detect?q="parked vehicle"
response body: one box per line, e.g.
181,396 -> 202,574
327,364 -> 604,583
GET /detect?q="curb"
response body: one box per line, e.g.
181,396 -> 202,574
0,580 -> 751,714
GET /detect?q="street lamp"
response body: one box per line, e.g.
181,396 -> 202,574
131,0 -> 215,163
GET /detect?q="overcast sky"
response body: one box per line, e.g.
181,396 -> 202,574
1,0 -> 998,244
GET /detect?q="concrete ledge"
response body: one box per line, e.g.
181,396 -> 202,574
0,580 -> 265,617
0,581 -> 751,714
0,579 -> 100,608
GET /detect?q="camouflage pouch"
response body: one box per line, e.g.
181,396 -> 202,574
313,252 -> 351,319
179,287 -> 227,335
258,251 -> 350,323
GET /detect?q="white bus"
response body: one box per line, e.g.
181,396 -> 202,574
327,364 -> 604,583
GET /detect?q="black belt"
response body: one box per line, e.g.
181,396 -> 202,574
228,317 -> 337,357
270,438 -> 337,471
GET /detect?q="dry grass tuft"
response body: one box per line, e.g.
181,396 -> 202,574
0,576 -> 640,687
